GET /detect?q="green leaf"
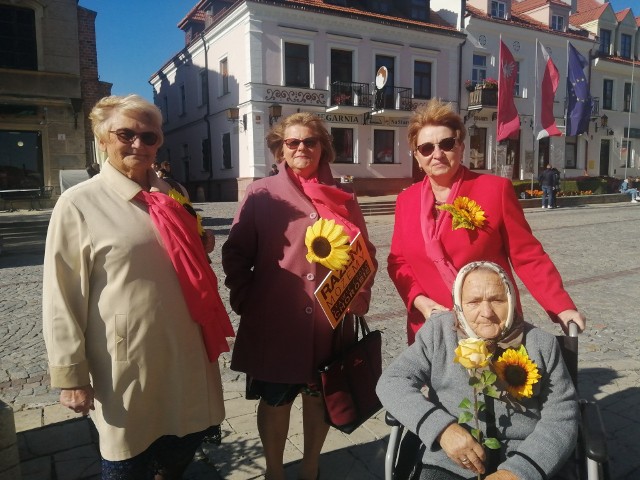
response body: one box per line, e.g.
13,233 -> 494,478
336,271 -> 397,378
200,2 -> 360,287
484,437 -> 501,450
459,398 -> 472,410
469,377 -> 481,387
482,371 -> 497,385
484,385 -> 501,398
477,401 -> 486,411
471,428 -> 481,441
458,411 -> 473,424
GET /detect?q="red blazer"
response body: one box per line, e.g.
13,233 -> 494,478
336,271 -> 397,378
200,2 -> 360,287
388,167 -> 576,344
222,162 -> 377,383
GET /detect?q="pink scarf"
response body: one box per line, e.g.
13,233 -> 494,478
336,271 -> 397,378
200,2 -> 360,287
135,191 -> 234,362
420,167 -> 466,292
287,168 -> 360,240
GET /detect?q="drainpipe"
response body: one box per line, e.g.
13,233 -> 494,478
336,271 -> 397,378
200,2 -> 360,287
202,32 -> 213,200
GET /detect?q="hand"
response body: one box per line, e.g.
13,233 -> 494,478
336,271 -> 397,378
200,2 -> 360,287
60,385 -> 95,416
484,470 -> 520,480
203,229 -> 216,254
437,423 -> 486,475
413,295 -> 449,320
557,309 -> 586,333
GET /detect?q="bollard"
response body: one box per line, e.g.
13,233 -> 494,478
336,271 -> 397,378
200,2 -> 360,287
0,401 -> 21,480
195,186 -> 206,203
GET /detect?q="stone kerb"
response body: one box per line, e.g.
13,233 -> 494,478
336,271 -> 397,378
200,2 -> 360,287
0,400 -> 21,480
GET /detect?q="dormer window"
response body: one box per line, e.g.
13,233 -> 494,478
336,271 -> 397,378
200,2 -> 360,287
551,15 -> 565,31
621,34 -> 632,58
599,29 -> 611,55
491,1 -> 507,19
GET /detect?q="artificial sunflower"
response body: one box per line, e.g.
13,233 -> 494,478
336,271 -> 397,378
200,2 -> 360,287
437,196 -> 486,230
305,218 -> 351,271
494,345 -> 542,400
168,188 -> 205,236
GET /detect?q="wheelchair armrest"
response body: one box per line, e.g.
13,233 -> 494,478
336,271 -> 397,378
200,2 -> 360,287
580,400 -> 608,464
385,411 -> 402,427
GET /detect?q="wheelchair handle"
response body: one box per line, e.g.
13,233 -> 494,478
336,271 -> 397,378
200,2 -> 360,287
568,320 -> 578,338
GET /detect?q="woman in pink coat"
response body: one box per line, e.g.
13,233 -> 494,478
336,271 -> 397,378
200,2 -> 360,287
222,112 -> 376,480
388,99 -> 585,345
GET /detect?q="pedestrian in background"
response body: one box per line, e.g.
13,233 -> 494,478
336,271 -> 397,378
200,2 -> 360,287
388,99 -> 585,346
43,94 -> 234,479
539,164 -> 560,209
619,176 -> 639,203
222,112 -> 376,480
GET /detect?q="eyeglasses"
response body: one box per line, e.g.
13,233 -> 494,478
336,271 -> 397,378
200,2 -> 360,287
283,137 -> 319,150
415,137 -> 458,157
109,128 -> 159,146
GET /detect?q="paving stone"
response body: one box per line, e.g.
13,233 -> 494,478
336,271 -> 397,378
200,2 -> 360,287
53,444 -> 101,480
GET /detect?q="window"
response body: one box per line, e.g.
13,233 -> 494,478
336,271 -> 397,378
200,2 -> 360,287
331,49 -> 353,84
411,0 -> 428,21
621,34 -> 632,59
551,15 -> 565,32
602,79 -> 613,110
222,133 -> 231,169
599,29 -> 611,56
469,128 -> 487,170
491,1 -> 506,19
284,42 -> 310,87
0,130 -> 43,189
472,55 -> 487,86
375,55 -> 395,109
0,6 -> 37,70
370,0 -> 391,15
621,140 -> 632,168
162,96 -> 169,124
332,128 -> 354,164
220,58 -> 229,95
198,70 -> 208,106
414,61 -> 432,100
624,82 -> 633,112
513,61 -> 520,97
202,138 -> 211,172
564,137 -> 577,168
373,130 -> 395,164
179,84 -> 186,116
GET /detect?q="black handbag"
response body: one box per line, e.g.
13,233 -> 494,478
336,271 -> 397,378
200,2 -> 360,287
318,315 -> 383,434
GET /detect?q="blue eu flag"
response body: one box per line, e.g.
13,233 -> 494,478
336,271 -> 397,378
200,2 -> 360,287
566,43 -> 592,136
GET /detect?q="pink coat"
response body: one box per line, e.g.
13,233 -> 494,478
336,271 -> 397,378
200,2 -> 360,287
388,167 -> 576,344
222,162 -> 377,383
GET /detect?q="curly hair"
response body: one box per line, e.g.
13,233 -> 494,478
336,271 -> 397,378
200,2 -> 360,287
266,112 -> 335,164
407,99 -> 466,152
89,94 -> 164,146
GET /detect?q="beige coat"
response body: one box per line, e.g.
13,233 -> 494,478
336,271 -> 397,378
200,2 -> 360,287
43,161 -> 225,461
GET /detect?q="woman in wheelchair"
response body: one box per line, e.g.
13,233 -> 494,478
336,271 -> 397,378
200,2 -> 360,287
377,261 -> 579,480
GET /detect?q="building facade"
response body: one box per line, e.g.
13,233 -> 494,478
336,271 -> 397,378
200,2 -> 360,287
0,0 -> 110,195
150,0 -> 465,201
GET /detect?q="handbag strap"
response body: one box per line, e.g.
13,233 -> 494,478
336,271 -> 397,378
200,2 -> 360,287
333,314 -> 370,356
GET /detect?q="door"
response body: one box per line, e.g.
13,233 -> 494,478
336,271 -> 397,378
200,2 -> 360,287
599,139 -> 610,176
0,130 -> 43,189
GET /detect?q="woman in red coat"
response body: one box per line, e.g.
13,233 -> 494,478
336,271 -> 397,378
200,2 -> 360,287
222,113 -> 376,480
388,99 -> 585,345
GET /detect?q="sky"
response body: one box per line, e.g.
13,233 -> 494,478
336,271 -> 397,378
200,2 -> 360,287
80,0 -> 637,101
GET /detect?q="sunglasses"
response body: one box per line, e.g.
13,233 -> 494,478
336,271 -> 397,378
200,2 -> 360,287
109,128 -> 159,146
283,137 -> 319,149
415,137 -> 458,157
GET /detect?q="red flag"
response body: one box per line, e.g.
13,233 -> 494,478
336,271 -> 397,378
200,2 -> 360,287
497,40 -> 520,142
536,42 -> 562,139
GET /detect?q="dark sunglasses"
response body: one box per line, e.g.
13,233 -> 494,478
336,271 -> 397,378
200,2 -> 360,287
283,137 -> 319,149
415,137 -> 458,157
109,128 -> 159,146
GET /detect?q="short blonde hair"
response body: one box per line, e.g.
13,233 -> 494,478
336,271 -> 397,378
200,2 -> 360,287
266,112 -> 335,164
407,99 -> 466,152
89,94 -> 164,146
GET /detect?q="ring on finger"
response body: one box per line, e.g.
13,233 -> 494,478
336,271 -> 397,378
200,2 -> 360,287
461,457 -> 469,464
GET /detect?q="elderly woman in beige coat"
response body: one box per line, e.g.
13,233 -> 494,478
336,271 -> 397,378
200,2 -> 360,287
43,94 -> 233,479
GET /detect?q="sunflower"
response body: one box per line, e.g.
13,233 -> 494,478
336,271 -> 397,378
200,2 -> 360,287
305,218 -> 351,271
168,188 -> 204,236
437,196 -> 486,230
494,345 -> 542,400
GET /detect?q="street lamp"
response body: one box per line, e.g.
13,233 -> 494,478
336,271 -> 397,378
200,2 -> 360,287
268,103 -> 282,126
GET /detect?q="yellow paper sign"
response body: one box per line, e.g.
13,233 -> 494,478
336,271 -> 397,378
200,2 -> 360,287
314,232 -> 375,328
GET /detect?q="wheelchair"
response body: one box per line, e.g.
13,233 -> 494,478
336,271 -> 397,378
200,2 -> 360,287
383,322 -> 610,480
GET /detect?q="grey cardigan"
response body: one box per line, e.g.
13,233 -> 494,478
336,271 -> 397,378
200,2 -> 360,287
376,314 -> 579,480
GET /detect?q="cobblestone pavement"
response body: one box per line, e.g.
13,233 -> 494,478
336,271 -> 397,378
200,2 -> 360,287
1,201 -> 640,479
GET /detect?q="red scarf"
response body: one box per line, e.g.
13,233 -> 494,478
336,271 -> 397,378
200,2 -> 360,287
135,191 -> 234,361
286,167 -> 360,240
420,167 -> 466,292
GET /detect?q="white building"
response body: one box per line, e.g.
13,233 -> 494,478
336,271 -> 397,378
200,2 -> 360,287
150,0 -> 465,201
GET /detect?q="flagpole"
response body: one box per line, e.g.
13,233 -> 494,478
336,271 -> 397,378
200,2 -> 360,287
623,58 -> 636,179
532,39 -> 539,191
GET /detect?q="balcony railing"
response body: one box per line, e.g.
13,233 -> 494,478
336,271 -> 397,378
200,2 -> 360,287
373,86 -> 413,111
468,88 -> 497,110
562,96 -> 600,117
329,81 -> 372,108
